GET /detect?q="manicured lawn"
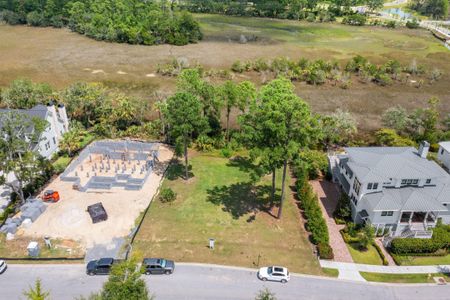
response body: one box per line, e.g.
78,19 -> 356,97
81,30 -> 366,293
133,151 -> 322,275
52,155 -> 72,173
360,272 -> 450,283
394,254 -> 450,266
347,243 -> 383,265
322,268 -> 339,277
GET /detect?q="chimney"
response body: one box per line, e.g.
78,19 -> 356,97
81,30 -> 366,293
47,101 -> 60,138
57,103 -> 69,132
418,141 -> 430,159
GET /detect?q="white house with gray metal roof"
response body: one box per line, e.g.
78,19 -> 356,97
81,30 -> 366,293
437,141 -> 450,172
330,142 -> 450,239
0,103 -> 69,158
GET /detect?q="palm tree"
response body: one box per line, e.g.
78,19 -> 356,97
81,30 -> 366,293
23,278 -> 50,300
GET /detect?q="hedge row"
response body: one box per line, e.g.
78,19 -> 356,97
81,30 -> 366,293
390,225 -> 450,255
372,242 -> 389,266
318,243 -> 334,260
294,165 -> 332,259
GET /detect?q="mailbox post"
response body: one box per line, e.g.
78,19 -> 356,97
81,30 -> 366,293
209,238 -> 215,250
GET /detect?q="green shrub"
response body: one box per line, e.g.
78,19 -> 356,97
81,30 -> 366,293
334,193 -> 352,221
406,19 -> 420,29
384,20 -> 397,28
252,58 -> 270,72
231,60 -> 245,73
159,188 -> 177,203
390,225 -> 449,255
340,230 -> 360,243
0,10 -> 21,25
372,242 -> 389,266
391,238 -> 443,254
374,73 -> 393,86
52,156 -> 71,175
26,11 -> 46,27
357,224 -> 375,250
342,14 -> 367,26
295,167 -> 329,245
296,150 -> 328,179
318,243 -> 334,259
221,147 -> 232,158
306,13 -> 316,22
195,135 -> 214,152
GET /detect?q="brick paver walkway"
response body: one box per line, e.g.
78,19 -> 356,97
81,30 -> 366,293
310,180 -> 353,263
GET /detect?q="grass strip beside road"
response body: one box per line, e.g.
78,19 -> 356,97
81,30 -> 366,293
360,272 -> 450,283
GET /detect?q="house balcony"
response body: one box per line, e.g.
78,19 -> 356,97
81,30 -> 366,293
395,211 -> 437,239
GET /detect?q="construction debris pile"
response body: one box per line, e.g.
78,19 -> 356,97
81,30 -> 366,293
0,198 -> 47,236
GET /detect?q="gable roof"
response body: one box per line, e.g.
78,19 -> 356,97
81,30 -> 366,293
362,187 -> 447,212
0,105 -> 49,134
344,147 -> 449,182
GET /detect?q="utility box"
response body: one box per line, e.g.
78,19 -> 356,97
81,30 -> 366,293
27,241 -> 40,257
209,238 -> 215,250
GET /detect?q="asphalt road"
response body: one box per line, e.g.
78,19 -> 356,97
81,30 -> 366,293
1,263 -> 449,300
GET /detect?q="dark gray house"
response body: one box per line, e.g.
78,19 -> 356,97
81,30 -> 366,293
330,142 -> 450,239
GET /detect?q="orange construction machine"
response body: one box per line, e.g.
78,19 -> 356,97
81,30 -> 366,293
42,190 -> 60,203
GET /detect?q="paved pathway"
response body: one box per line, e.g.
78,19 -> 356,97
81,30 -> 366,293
320,260 -> 450,274
310,180 -> 353,263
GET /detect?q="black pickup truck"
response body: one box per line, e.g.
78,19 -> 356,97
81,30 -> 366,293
86,257 -> 120,275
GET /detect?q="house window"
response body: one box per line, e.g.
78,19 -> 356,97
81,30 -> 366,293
373,183 -> 378,189
381,211 -> 394,217
426,179 -> 431,184
400,212 -> 411,223
441,149 -> 445,155
353,177 -> 361,195
401,179 -> 419,186
52,137 -> 56,145
367,183 -> 373,190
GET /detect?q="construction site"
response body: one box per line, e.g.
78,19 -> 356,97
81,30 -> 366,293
17,140 -> 173,255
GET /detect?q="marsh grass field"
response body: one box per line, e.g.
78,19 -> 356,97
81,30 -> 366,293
0,14 -> 449,129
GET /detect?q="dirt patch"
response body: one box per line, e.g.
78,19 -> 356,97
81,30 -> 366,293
21,144 -> 173,249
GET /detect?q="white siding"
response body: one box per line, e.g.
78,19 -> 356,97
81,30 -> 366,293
437,146 -> 450,171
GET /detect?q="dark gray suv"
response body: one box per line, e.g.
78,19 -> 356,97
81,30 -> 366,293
142,258 -> 175,275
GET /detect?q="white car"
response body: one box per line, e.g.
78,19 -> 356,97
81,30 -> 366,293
258,266 -> 290,283
0,260 -> 7,274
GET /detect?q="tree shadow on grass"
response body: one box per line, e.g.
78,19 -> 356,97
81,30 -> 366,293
165,159 -> 194,181
226,156 -> 264,182
206,182 -> 278,220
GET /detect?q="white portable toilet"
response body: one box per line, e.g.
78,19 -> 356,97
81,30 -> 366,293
27,241 -> 40,257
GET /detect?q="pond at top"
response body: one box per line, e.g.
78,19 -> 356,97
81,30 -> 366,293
383,8 -> 413,19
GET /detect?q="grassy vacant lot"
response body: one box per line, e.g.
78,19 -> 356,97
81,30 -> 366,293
133,151 -> 322,275
347,243 -> 383,265
0,234 -> 84,259
394,254 -> 450,266
360,272 -> 450,283
0,15 -> 449,130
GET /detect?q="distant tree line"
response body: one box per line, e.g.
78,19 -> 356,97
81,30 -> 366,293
0,0 -> 202,45
180,0 -> 384,21
409,0 -> 449,20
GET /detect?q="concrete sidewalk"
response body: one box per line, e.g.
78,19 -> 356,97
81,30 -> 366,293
320,260 -> 450,275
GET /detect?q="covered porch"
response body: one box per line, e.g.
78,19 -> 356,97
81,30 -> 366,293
395,211 -> 440,238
